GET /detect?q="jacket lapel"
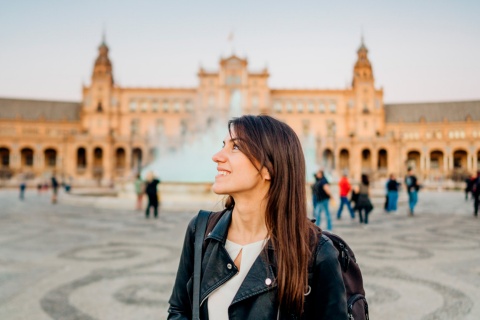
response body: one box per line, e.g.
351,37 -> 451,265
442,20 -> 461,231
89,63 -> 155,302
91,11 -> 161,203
231,245 -> 277,305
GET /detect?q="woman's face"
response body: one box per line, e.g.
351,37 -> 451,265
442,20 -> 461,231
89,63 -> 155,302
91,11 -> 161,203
211,129 -> 269,197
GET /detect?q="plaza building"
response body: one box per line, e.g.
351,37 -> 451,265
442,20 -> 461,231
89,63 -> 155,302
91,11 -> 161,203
0,38 -> 479,186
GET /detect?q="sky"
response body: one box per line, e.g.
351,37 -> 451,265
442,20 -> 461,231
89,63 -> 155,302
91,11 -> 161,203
0,0 -> 479,103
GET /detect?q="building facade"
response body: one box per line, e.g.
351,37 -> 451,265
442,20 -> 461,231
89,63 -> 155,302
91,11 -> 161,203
1,39 -> 479,185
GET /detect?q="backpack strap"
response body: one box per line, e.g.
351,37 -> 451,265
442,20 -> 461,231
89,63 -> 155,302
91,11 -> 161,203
192,210 -> 212,320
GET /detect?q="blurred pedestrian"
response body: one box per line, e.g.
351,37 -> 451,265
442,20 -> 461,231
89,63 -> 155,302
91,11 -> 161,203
336,172 -> 354,220
312,170 -> 332,230
386,174 -> 400,212
145,171 -> 160,218
473,171 -> 480,217
465,174 -> 474,200
134,173 -> 145,210
357,174 -> 374,224
404,167 -> 419,216
19,181 -> 26,200
51,174 -> 59,204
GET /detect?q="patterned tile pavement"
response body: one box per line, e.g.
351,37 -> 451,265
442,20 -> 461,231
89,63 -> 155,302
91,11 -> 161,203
0,188 -> 479,319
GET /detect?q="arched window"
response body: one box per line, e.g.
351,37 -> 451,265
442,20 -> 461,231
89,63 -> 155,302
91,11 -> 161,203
77,147 -> 87,169
44,149 -> 57,167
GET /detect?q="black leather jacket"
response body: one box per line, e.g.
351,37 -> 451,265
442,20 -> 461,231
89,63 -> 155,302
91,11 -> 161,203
168,210 -> 347,319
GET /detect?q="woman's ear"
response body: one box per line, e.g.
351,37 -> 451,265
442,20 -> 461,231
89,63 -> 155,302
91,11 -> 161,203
261,167 -> 271,181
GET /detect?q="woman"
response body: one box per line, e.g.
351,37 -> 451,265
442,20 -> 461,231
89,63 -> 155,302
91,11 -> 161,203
356,174 -> 374,224
168,115 -> 347,319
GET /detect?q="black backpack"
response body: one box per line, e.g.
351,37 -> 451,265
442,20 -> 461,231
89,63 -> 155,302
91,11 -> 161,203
313,230 -> 369,320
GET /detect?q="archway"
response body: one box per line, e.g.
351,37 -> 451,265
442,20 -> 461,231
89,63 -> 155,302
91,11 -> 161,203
361,149 -> 372,173
339,149 -> 349,171
132,148 -> 143,173
322,149 -> 334,170
93,147 -> 103,181
77,147 -> 87,169
407,150 -> 421,170
453,149 -> 467,169
429,150 -> 444,171
115,148 -> 126,169
21,148 -> 34,168
0,147 -> 10,167
377,149 -> 388,176
44,149 -> 57,168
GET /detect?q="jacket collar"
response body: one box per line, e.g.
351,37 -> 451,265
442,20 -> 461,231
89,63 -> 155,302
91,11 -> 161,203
206,209 -> 232,244
205,208 -> 274,250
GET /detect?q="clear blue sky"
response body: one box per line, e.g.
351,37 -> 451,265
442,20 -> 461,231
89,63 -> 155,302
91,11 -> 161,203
0,0 -> 479,103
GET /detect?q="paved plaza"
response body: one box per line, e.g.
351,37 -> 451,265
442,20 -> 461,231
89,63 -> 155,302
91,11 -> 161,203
0,188 -> 479,319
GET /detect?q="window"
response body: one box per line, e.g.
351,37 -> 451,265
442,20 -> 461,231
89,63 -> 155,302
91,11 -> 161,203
308,101 -> 314,113
273,101 -> 282,112
131,119 -> 139,136
174,101 -> 180,112
375,99 -> 381,109
129,100 -> 137,112
319,101 -> 325,113
141,101 -> 148,112
163,100 -> 169,112
297,101 -> 304,113
329,101 -> 336,113
286,101 -> 293,113
152,100 -> 159,112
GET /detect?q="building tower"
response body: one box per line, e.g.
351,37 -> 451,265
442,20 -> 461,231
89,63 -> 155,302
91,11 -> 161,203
80,36 -> 118,184
352,37 -> 384,138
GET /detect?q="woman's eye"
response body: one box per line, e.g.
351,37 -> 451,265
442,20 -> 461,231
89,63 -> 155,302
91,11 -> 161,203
232,144 -> 239,150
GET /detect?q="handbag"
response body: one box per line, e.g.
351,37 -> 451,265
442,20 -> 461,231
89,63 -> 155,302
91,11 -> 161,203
192,210 -> 212,320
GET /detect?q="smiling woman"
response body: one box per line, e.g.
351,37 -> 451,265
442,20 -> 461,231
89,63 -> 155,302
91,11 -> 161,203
168,114 -> 348,319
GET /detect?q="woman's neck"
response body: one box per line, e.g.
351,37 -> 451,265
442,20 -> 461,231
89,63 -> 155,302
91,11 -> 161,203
228,201 -> 268,245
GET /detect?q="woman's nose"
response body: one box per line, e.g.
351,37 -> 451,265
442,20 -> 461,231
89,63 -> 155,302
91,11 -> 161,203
212,149 -> 226,163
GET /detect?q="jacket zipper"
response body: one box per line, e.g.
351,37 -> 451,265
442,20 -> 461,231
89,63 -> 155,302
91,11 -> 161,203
199,271 -> 238,307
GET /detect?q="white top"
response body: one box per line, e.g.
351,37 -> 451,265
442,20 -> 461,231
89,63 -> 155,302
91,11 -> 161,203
208,238 -> 267,320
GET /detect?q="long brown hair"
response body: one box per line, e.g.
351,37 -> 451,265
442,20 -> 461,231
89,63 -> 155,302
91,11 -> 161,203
225,115 -> 314,315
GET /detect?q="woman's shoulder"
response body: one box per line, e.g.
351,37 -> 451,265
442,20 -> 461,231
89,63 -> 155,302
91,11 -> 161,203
307,228 -> 340,267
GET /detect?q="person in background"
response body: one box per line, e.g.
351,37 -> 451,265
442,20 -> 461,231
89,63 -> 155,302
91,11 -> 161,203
473,171 -> 480,218
145,172 -> 161,218
404,167 -> 419,216
356,174 -> 374,225
19,180 -> 26,200
336,172 -> 354,220
51,173 -> 59,204
134,173 -> 145,210
386,173 -> 400,212
465,174 -> 474,201
313,170 -> 332,230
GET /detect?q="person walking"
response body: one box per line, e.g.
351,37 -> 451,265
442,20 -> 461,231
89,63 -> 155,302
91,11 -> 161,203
19,181 -> 26,200
313,170 -> 333,230
356,174 -> 374,224
144,172 -> 160,219
51,174 -> 59,204
336,172 -> 354,220
404,167 -> 419,216
168,115 -> 347,319
134,173 -> 145,210
386,174 -> 400,212
473,171 -> 480,217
